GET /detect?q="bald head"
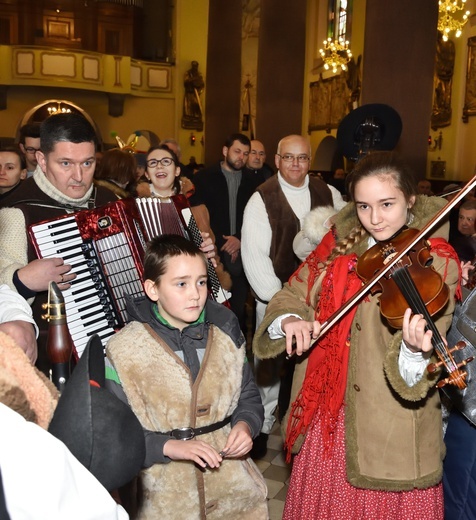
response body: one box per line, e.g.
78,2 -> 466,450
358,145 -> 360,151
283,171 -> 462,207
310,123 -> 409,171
275,135 -> 312,188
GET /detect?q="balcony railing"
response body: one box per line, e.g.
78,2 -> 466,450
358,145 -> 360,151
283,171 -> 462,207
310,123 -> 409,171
0,45 -> 172,97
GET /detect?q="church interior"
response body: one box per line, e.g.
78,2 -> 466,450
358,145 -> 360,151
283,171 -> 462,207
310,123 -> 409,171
1,0 -> 476,190
1,2 -> 475,517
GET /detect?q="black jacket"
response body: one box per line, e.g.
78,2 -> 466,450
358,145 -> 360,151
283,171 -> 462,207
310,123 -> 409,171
189,163 -> 259,250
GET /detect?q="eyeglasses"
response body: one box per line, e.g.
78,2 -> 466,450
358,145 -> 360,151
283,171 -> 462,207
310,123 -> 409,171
277,154 -> 310,163
146,157 -> 174,168
24,147 -> 40,154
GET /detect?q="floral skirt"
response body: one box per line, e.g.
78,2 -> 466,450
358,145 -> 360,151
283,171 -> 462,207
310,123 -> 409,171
283,408 -> 443,520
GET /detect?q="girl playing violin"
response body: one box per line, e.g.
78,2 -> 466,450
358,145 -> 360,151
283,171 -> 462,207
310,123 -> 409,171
253,151 -> 460,519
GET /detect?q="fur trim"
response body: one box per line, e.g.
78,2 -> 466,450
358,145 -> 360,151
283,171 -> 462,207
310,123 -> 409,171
108,321 -> 268,520
0,331 -> 58,428
383,331 -> 440,401
301,206 -> 338,245
293,206 -> 337,261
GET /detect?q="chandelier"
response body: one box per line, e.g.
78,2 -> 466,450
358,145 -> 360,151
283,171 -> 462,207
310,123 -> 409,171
319,38 -> 352,73
438,0 -> 471,41
47,103 -> 72,116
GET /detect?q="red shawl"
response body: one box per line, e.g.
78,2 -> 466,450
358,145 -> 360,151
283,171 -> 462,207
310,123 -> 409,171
284,234 -> 462,462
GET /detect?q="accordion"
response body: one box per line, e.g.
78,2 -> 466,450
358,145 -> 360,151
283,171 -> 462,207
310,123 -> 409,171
29,195 -> 230,358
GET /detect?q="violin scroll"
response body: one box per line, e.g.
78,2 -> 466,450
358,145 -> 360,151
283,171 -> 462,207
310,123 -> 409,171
427,341 -> 473,390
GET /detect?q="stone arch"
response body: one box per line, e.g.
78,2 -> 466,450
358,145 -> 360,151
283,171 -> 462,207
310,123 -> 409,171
312,135 -> 344,173
15,99 -> 103,148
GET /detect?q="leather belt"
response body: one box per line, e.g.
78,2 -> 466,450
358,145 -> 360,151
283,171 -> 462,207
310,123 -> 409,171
161,416 -> 232,441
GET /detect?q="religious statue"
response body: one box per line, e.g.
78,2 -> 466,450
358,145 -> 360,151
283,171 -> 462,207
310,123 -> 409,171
431,34 -> 455,129
181,61 -> 205,131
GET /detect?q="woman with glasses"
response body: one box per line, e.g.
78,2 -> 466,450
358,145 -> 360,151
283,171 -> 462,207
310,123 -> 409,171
138,145 -> 232,293
138,144 -> 194,199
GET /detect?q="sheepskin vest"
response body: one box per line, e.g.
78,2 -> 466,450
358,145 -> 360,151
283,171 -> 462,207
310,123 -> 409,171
107,321 -> 268,520
257,175 -> 333,287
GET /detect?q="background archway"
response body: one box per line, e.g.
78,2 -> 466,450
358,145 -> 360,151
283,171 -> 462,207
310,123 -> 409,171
16,100 -> 103,149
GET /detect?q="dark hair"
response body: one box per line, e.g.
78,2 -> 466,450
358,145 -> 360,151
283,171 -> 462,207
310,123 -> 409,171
95,149 -> 136,185
0,146 -> 26,170
19,123 -> 40,144
147,144 -> 179,165
40,113 -> 98,155
224,133 -> 251,149
144,234 -> 207,284
346,151 -> 417,204
146,145 -> 181,194
326,152 -> 417,263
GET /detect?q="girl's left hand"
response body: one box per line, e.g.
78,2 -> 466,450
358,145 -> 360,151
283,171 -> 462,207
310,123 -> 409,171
220,421 -> 253,459
199,231 -> 217,267
402,307 -> 433,353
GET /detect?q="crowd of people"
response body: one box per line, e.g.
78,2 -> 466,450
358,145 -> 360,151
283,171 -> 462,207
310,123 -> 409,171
0,111 -> 475,519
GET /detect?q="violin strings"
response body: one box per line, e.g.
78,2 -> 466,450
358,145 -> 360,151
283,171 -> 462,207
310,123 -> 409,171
391,264 -> 456,370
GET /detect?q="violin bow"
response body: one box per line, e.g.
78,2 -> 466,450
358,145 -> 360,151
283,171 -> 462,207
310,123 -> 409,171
291,173 -> 476,353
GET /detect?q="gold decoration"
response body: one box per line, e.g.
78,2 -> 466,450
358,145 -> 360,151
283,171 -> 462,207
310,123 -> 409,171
319,38 -> 352,74
438,0 -> 471,41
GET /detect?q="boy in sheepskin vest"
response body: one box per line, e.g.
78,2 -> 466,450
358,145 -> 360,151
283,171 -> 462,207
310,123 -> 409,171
106,234 -> 268,519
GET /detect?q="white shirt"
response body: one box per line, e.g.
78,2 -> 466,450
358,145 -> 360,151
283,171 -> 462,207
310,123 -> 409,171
0,284 -> 38,336
0,403 -> 128,520
241,172 -> 345,302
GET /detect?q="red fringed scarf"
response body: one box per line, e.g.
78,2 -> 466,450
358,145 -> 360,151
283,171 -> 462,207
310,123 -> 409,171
284,235 -> 462,462
284,253 -> 362,461
429,238 -> 463,301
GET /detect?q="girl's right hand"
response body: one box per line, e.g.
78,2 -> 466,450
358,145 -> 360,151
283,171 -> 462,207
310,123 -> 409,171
281,316 -> 321,356
163,439 -> 223,469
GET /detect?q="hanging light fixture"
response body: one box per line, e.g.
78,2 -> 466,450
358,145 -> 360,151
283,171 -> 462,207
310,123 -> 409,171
438,0 -> 471,41
47,103 -> 72,116
319,38 -> 352,74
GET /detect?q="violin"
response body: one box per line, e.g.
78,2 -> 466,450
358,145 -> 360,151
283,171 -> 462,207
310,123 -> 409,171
287,172 -> 476,390
357,227 -> 472,390
357,228 -> 448,328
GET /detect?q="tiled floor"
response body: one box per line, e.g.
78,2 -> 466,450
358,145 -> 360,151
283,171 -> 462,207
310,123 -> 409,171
245,297 -> 292,519
252,421 -> 292,520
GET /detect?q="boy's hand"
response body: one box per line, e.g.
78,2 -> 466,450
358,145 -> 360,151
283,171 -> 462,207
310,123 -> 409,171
163,439 -> 222,469
220,421 -> 252,459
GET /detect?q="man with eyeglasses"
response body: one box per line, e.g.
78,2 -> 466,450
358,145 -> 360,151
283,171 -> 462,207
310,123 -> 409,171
242,134 -> 346,458
244,140 -> 274,185
0,113 -> 116,375
18,123 -> 41,178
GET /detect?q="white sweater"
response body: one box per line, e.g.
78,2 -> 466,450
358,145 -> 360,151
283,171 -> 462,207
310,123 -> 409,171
241,172 -> 345,303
